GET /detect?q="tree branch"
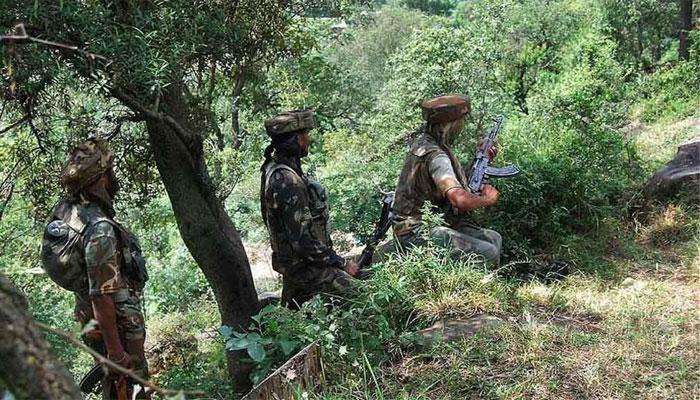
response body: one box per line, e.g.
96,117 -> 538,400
109,87 -> 194,150
0,115 -> 29,136
1,24 -> 111,66
231,66 -> 246,150
34,321 -> 207,399
0,183 -> 14,223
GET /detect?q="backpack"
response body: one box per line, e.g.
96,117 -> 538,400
41,201 -> 148,292
116,224 -> 148,291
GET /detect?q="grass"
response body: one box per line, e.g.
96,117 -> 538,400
305,203 -> 699,400
630,115 -> 699,171
6,105 -> 695,400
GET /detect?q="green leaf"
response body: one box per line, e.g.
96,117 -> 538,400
226,337 -> 250,351
247,342 -> 266,362
279,339 -> 298,356
219,325 -> 233,338
261,304 -> 277,315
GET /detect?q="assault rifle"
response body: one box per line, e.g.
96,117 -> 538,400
466,115 -> 520,193
356,191 -> 395,277
80,363 -> 105,394
80,363 -> 132,399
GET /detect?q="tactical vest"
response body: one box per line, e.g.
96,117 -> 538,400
41,201 -> 148,293
392,134 -> 452,236
263,162 -> 332,270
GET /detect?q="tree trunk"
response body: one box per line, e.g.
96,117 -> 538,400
241,342 -> 322,400
0,273 -> 81,400
231,69 -> 246,150
679,0 -> 693,61
142,84 -> 260,392
515,63 -> 529,115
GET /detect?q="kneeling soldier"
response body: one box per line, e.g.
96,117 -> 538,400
260,109 -> 358,308
391,95 -> 503,265
42,138 -> 149,399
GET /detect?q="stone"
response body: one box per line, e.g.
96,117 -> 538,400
258,291 -> 281,309
417,314 -> 505,344
644,137 -> 700,199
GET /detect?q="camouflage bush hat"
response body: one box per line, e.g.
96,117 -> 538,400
264,109 -> 316,138
60,138 -> 114,193
420,94 -> 471,124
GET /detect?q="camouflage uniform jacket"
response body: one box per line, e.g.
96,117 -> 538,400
392,129 -> 467,236
261,155 -> 344,276
47,200 -> 136,298
47,200 -> 147,341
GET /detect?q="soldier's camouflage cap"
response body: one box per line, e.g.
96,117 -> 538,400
264,109 -> 316,138
60,138 -> 114,193
420,94 -> 471,124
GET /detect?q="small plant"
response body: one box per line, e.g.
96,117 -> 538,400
637,204 -> 694,247
219,303 -> 329,384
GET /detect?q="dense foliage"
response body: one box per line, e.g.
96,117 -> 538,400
1,0 -> 698,398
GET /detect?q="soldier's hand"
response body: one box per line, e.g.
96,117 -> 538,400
481,184 -> 499,206
488,142 -> 499,159
344,260 -> 360,277
477,139 -> 498,160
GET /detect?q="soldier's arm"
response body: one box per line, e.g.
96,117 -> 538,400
269,171 -> 344,268
84,221 -> 130,367
429,153 -> 498,212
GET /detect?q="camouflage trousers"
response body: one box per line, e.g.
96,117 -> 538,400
393,222 -> 502,266
279,265 -> 354,309
75,290 -> 149,398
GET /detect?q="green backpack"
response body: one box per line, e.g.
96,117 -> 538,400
41,201 -> 148,292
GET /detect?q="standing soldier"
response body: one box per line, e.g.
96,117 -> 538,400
42,138 -> 149,399
391,94 -> 503,265
260,109 -> 358,308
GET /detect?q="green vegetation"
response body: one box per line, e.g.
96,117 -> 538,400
1,0 -> 698,398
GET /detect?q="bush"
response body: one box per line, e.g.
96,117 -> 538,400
487,32 -> 640,262
146,306 -> 232,396
632,59 -> 700,123
220,240 -> 519,385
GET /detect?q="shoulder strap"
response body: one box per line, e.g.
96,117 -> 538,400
411,135 -> 442,158
57,203 -> 87,234
264,162 -> 299,192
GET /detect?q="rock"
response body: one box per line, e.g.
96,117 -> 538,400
644,137 -> 700,199
258,291 -> 281,309
620,277 -> 647,291
417,315 -> 505,344
620,277 -> 636,287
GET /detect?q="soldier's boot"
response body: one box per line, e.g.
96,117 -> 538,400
124,337 -> 150,399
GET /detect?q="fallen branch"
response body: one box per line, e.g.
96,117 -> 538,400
34,321 -> 207,399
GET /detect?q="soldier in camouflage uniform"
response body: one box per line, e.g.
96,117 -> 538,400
391,95 -> 503,265
45,139 -> 149,399
260,110 -> 359,309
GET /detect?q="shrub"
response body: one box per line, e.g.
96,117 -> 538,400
220,240 -> 518,385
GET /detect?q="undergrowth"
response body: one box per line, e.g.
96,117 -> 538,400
216,199 -> 698,399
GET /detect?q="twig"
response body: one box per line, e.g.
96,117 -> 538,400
0,182 -> 14,222
1,24 -> 111,65
17,97 -> 49,153
34,321 -> 207,399
109,87 -> 194,148
0,115 -> 29,135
